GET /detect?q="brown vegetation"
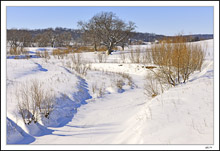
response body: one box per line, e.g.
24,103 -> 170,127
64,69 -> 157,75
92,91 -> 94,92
145,35 -> 205,98
151,35 -> 205,86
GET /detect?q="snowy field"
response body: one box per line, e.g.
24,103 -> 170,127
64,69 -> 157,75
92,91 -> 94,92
6,40 -> 214,145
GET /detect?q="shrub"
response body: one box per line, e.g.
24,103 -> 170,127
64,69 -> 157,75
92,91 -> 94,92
129,47 -> 141,63
17,80 -> 55,124
8,47 -> 29,56
70,53 -> 90,76
120,51 -> 126,63
42,94 -> 55,119
96,52 -> 108,63
115,72 -> 133,88
36,51 -> 41,57
144,81 -> 159,98
17,83 -> 37,124
144,74 -> 164,98
151,35 -> 205,86
42,50 -> 49,59
116,79 -> 124,91
141,48 -> 152,64
92,83 -> 97,94
98,87 -> 105,97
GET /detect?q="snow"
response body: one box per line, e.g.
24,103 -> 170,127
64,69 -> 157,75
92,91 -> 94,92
5,40 -> 215,146
139,62 -> 214,144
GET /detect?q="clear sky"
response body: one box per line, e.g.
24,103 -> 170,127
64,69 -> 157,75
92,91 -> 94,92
7,6 -> 213,36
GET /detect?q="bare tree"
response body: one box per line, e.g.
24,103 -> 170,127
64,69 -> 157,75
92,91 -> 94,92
34,33 -> 50,47
19,30 -> 32,48
34,28 -> 56,47
56,32 -> 72,47
78,12 -> 136,55
44,28 -> 56,47
62,32 -> 72,47
78,20 -> 100,51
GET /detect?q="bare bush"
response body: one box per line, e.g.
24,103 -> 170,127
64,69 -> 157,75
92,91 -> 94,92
144,80 -> 159,98
70,53 -> 81,65
16,88 -> 32,124
35,50 -> 50,60
42,50 -> 50,59
30,80 -> 44,113
120,51 -> 126,63
98,87 -> 105,97
16,80 -> 55,124
90,82 -> 105,98
144,73 -> 169,97
116,79 -> 124,91
70,53 -> 90,76
8,47 -> 29,56
52,49 -> 65,59
120,72 -> 130,79
52,48 -> 71,59
117,72 -> 133,87
141,48 -> 152,64
129,47 -> 141,63
129,49 -> 135,63
65,61 -> 71,69
42,94 -> 55,119
151,35 -> 205,86
96,52 -> 108,63
17,83 -> 37,124
36,51 -> 41,58
92,83 -> 97,94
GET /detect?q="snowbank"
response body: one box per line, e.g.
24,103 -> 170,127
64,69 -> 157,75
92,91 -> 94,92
6,40 -> 214,144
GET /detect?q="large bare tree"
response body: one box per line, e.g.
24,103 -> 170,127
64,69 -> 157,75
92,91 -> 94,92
78,12 -> 136,54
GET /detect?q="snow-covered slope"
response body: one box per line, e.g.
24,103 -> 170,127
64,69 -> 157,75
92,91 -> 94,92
6,40 -> 214,145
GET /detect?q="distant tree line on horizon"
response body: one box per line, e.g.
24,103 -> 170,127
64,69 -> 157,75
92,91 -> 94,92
7,28 -> 213,47
7,18 -> 213,54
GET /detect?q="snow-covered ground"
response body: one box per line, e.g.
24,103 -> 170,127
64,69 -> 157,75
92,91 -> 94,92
5,40 -> 215,146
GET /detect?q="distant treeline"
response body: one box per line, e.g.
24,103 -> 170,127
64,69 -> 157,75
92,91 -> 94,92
7,28 -> 82,48
181,34 -> 213,41
7,27 -> 213,47
131,32 -> 213,43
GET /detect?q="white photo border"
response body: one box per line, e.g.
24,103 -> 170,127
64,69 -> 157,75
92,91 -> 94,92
1,1 -> 219,150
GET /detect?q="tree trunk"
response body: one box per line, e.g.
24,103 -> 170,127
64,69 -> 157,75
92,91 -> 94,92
94,43 -> 97,52
121,44 -> 125,50
107,43 -> 114,55
107,49 -> 113,55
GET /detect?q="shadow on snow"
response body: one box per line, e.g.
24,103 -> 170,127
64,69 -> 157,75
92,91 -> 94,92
44,67 -> 92,128
14,62 -> 48,79
7,117 -> 35,144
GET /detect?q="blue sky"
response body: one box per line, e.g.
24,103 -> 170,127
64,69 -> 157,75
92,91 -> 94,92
7,6 -> 213,36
